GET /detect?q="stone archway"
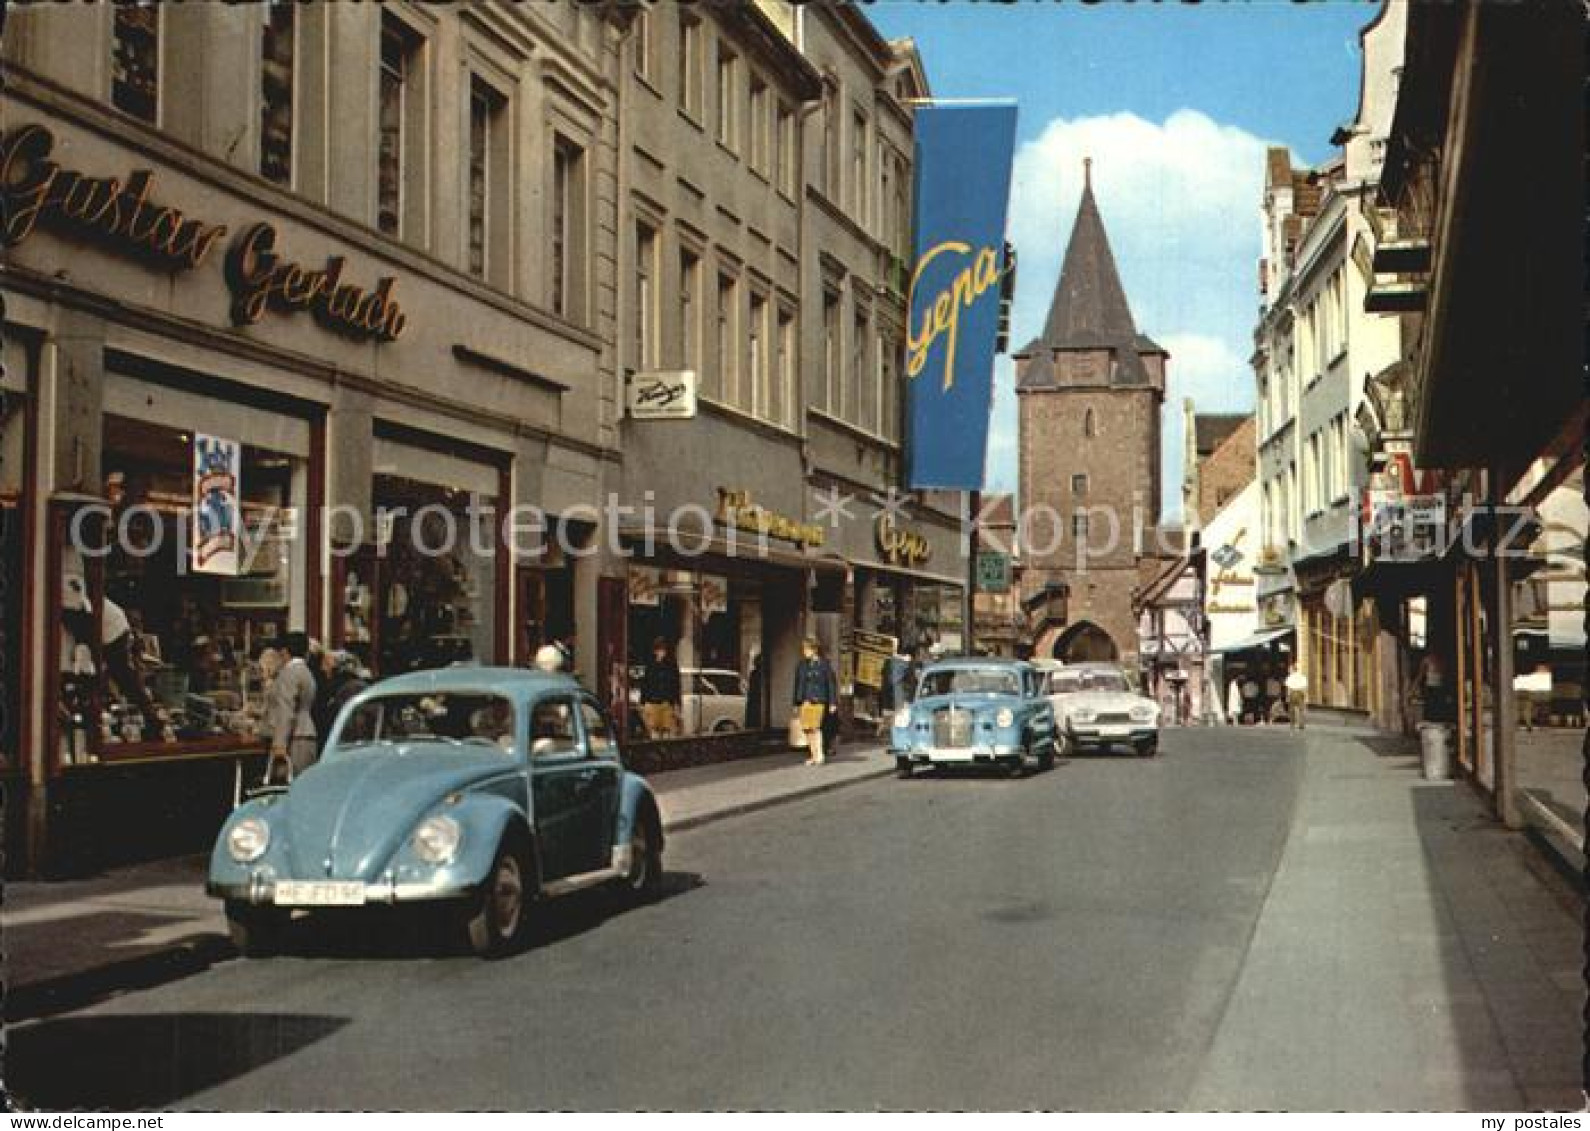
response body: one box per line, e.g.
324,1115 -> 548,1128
1052,621 -> 1120,662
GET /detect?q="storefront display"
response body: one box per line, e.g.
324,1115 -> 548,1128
55,412 -> 311,762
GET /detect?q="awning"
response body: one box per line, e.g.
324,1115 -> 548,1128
1210,626 -> 1296,655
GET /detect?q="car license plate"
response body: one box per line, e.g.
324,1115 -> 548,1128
1101,725 -> 1131,738
274,880 -> 366,906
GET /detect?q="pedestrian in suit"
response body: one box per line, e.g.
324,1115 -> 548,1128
744,649 -> 765,729
265,632 -> 319,781
792,637 -> 837,765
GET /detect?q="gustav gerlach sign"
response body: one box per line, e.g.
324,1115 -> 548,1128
0,123 -> 407,343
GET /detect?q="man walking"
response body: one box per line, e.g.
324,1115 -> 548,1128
265,632 -> 319,782
1284,663 -> 1308,730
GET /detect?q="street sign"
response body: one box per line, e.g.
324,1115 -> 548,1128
626,370 -> 698,420
975,551 -> 1011,592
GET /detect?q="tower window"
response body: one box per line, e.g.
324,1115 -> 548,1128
1083,408 -> 1097,438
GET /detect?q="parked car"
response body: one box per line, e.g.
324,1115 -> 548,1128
889,657 -> 1057,778
626,665 -> 747,736
207,667 -> 664,957
1046,662 -> 1161,756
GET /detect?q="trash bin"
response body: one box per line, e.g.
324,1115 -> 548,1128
1418,722 -> 1452,780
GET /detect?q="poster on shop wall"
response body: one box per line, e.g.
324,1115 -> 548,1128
192,433 -> 242,576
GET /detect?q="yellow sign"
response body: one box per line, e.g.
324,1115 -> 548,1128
715,488 -> 825,548
875,514 -> 931,568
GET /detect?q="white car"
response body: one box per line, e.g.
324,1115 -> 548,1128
681,668 -> 748,734
1046,662 -> 1161,757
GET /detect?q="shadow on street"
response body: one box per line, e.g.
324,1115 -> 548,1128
6,1012 -> 349,1110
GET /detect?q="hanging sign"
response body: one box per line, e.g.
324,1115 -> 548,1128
192,434 -> 242,575
627,371 -> 698,420
904,103 -> 1018,490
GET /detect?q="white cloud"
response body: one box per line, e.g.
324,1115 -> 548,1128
991,109 -> 1270,514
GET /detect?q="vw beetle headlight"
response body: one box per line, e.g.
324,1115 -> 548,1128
994,707 -> 1015,728
413,815 -> 462,865
893,707 -> 913,728
1070,706 -> 1097,724
1130,703 -> 1157,723
227,817 -> 270,863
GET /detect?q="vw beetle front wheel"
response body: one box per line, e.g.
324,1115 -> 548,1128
465,835 -> 531,957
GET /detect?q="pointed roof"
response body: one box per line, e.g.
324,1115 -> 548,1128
1017,161 -> 1150,386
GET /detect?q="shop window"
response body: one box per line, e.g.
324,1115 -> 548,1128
260,1 -> 295,186
369,473 -> 499,676
56,416 -> 311,763
111,4 -> 160,123
0,391 -> 26,768
627,568 -> 764,740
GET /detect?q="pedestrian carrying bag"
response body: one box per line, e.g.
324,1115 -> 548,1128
798,701 -> 827,733
788,710 -> 807,749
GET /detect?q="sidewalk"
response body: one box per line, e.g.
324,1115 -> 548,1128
3,742 -> 890,1023
1187,728 -> 1585,1111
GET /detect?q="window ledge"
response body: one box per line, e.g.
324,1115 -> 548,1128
716,138 -> 741,161
696,393 -> 803,444
807,406 -> 899,451
677,106 -> 704,132
633,72 -> 664,100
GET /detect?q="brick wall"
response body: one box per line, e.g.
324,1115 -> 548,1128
1195,416 -> 1257,527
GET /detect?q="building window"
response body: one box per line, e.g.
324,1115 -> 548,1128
467,79 -> 509,282
851,111 -> 868,216
1072,513 -> 1090,544
748,292 -> 768,416
748,75 -> 770,175
879,145 -> 892,244
551,135 -> 586,321
774,103 -> 796,197
715,272 -> 738,404
893,153 -> 910,255
822,291 -> 840,414
259,2 -> 295,185
111,4 -> 160,123
678,17 -> 702,119
851,306 -> 869,424
679,248 -> 701,371
635,223 -> 658,371
632,5 -> 652,82
377,15 -> 424,239
821,85 -> 840,199
715,42 -> 738,151
1072,473 -> 1088,496
1083,408 -> 1097,438
776,307 -> 796,429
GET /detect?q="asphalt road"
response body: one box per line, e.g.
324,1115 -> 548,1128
10,727 -> 1309,1111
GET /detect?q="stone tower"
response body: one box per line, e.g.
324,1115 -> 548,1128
1016,161 -> 1167,662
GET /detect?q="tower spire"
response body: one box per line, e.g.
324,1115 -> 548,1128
1083,156 -> 1091,190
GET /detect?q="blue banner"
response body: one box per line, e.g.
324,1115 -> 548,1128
905,103 -> 1018,491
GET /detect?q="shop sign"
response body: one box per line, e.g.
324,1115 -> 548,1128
0,123 -> 227,270
226,223 -> 407,342
903,103 -> 1018,490
699,574 -> 728,615
192,434 -> 242,575
877,514 -> 932,568
626,370 -> 698,420
628,566 -> 663,607
974,550 -> 1010,592
715,488 -> 825,548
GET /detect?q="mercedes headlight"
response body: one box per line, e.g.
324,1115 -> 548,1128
893,707 -> 913,728
227,817 -> 270,863
994,707 -> 1015,728
413,815 -> 462,865
1070,706 -> 1097,723
1130,703 -> 1157,723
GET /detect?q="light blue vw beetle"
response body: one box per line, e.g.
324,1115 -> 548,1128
207,668 -> 663,957
890,657 -> 1058,778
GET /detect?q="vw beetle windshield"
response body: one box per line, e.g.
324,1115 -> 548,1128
336,693 -> 516,754
917,669 -> 1021,698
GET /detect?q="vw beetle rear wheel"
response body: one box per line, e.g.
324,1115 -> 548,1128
466,837 -> 530,957
623,813 -> 663,898
226,901 -> 287,958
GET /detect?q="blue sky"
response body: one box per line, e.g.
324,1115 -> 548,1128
868,0 -> 1376,515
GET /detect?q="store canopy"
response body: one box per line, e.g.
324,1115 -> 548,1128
1210,626 -> 1295,655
